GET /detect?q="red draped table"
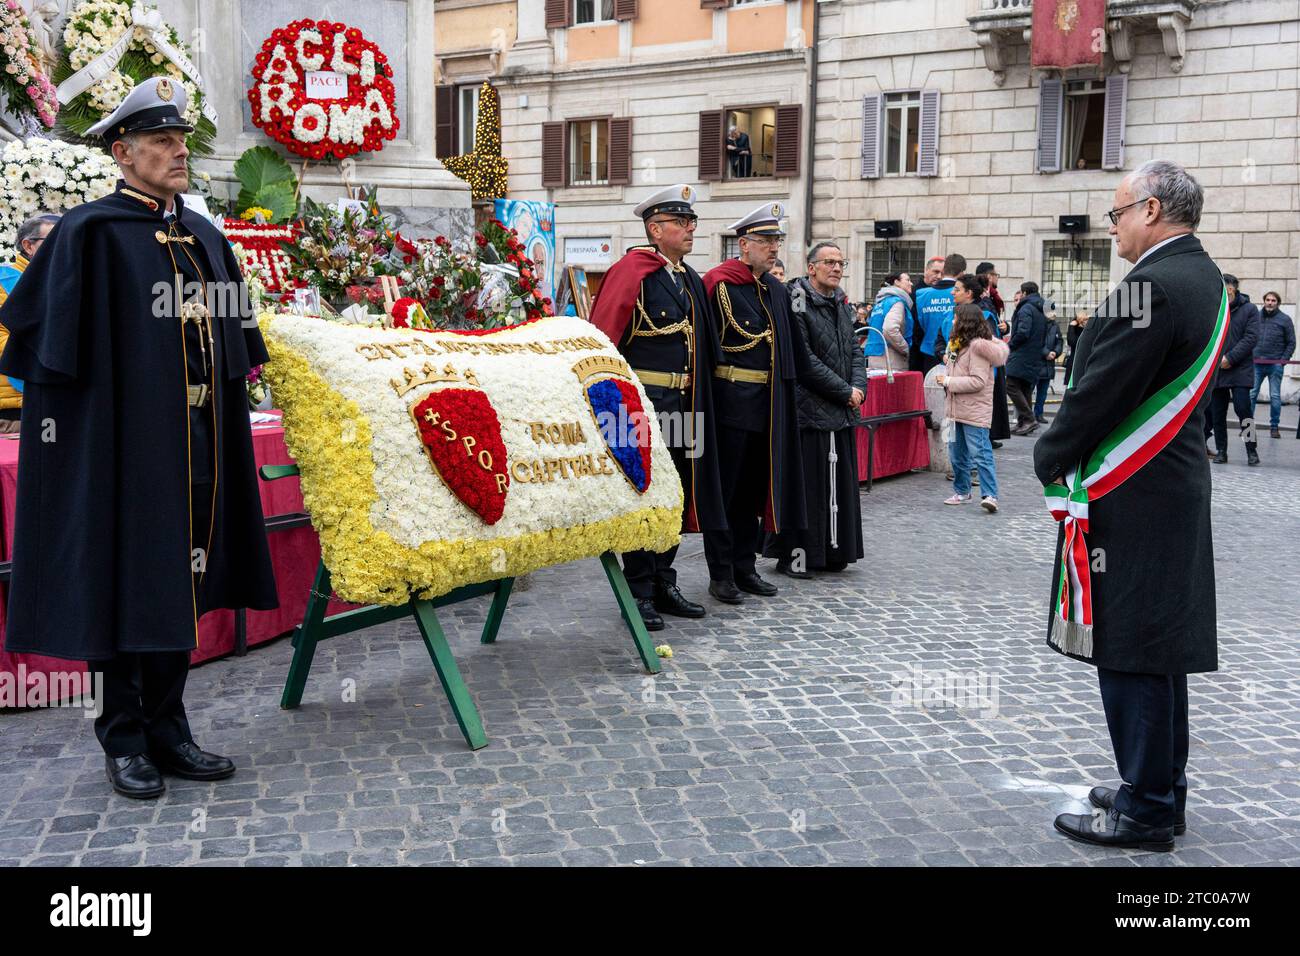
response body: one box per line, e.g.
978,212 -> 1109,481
856,370 -> 930,482
0,413 -> 354,702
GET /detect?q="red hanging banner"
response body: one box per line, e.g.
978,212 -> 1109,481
1031,0 -> 1106,71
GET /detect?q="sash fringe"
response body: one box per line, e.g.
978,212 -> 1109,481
1050,615 -> 1094,658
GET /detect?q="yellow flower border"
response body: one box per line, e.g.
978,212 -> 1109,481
261,316 -> 682,606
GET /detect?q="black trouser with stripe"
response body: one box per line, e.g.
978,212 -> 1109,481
703,424 -> 769,582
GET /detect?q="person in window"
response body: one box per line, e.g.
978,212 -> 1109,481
726,126 -> 752,179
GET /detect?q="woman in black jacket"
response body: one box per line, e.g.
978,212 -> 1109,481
978,273 -> 1010,443
1063,310 -> 1089,386
764,243 -> 867,575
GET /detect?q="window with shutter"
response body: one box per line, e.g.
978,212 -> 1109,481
542,121 -> 566,188
861,93 -> 883,179
773,104 -> 801,178
698,109 -> 724,181
917,90 -> 940,177
569,118 -> 611,185
1037,77 -> 1064,174
1040,78 -> 1060,174
608,118 -> 632,185
1101,74 -> 1127,171
435,86 -> 457,158
545,0 -> 570,29
613,0 -> 638,21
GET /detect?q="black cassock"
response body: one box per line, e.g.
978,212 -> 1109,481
701,266 -> 807,581
0,183 -> 278,661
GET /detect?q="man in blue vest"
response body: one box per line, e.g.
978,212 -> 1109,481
912,253 -> 965,374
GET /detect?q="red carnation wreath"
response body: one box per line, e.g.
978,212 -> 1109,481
247,19 -> 400,160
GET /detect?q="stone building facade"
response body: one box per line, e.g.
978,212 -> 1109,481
442,0 -> 1297,315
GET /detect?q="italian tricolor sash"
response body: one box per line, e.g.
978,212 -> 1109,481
1043,288 -> 1229,657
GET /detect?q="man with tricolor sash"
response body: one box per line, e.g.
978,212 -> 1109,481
1036,161 -> 1227,853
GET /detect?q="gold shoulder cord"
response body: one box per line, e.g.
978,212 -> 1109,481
162,218 -> 219,634
717,281 -> 773,353
629,287 -> 695,359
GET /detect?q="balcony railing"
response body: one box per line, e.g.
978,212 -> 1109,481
980,0 -> 1031,9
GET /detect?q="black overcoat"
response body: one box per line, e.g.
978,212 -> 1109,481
0,183 -> 278,660
1033,234 -> 1223,674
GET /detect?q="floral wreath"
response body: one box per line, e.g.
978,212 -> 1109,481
54,0 -> 213,156
0,0 -> 59,132
248,19 -> 400,161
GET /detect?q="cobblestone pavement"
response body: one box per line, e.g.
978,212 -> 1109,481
2,405 -> 1298,867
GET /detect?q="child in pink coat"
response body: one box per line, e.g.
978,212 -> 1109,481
937,303 -> 1010,512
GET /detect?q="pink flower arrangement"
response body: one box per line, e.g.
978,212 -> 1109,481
1,1 -> 58,129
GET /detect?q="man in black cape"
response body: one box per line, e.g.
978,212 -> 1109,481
701,202 -> 809,604
589,184 -> 725,631
0,78 -> 278,798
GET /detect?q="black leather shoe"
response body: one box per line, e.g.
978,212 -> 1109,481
106,754 -> 165,799
1246,445 -> 1260,466
1212,450 -> 1228,464
635,597 -> 665,631
991,440 -> 1003,449
819,560 -> 849,573
708,579 -> 745,604
1036,416 -> 1049,424
775,561 -> 812,580
1054,807 -> 1175,851
653,583 -> 705,619
151,741 -> 236,781
735,571 -> 778,596
1089,786 -> 1185,835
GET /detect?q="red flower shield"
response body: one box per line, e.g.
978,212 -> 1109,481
410,388 -> 510,524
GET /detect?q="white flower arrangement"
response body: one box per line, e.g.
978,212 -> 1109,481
261,313 -> 683,603
0,137 -> 117,258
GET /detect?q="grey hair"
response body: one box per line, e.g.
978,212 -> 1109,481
17,213 -> 60,249
1125,160 -> 1204,229
807,241 -> 840,263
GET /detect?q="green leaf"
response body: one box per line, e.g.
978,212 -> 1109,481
234,146 -> 297,214
250,181 -> 298,224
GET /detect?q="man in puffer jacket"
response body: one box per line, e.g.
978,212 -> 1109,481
864,273 -> 914,371
764,242 -> 867,576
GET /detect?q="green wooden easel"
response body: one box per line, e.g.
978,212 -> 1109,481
260,464 -> 661,750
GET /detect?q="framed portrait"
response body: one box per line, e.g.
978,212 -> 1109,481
567,266 -> 592,321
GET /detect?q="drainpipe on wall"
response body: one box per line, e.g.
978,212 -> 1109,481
802,0 -> 820,261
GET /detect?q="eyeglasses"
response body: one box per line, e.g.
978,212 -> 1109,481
1105,197 -> 1153,226
744,235 -> 783,247
811,259 -> 847,272
651,215 -> 697,230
